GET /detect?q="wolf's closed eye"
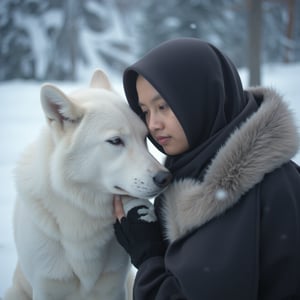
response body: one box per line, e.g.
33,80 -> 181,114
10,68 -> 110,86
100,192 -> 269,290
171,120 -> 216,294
107,137 -> 124,146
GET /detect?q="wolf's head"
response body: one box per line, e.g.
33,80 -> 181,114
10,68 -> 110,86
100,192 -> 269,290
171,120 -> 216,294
40,70 -> 171,213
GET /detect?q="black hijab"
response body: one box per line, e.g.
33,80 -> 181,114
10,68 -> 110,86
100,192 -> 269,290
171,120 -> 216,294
123,38 -> 258,180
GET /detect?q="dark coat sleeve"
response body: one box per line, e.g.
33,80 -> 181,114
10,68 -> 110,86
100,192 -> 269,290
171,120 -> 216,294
134,257 -> 187,299
134,187 -> 261,300
258,161 -> 300,299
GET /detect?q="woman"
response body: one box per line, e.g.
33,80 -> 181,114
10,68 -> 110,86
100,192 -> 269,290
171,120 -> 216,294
113,38 -> 300,299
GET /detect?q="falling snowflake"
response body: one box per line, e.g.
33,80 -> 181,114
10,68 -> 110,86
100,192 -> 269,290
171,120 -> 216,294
190,23 -> 197,29
215,189 -> 228,201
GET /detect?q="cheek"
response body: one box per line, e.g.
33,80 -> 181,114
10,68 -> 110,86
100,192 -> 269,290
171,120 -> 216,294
176,125 -> 189,148
177,133 -> 189,152
170,118 -> 189,152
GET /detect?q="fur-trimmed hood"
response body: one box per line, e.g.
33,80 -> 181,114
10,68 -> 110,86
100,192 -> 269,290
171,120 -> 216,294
161,87 -> 299,242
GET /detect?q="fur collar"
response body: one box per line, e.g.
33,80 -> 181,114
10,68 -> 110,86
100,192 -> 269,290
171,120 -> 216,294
162,87 -> 299,242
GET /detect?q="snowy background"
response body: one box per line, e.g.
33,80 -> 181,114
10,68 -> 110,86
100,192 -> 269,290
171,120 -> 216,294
1,0 -> 300,297
1,0 -> 300,82
0,63 -> 300,297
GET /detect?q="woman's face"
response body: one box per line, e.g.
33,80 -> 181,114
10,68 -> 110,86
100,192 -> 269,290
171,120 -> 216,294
136,76 -> 189,155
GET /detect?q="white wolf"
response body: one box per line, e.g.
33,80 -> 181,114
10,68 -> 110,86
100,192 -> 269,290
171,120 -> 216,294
4,70 -> 171,300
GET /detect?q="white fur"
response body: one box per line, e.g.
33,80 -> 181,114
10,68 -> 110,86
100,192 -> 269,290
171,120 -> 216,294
4,70 -> 170,300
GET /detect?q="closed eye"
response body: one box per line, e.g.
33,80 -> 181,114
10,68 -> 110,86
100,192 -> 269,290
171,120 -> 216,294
140,110 -> 148,118
159,103 -> 169,111
106,137 -> 124,146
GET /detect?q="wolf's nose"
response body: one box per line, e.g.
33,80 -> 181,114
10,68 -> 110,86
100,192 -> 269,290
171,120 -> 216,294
153,171 -> 172,188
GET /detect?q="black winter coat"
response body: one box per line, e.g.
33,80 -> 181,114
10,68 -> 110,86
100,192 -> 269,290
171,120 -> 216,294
133,88 -> 300,299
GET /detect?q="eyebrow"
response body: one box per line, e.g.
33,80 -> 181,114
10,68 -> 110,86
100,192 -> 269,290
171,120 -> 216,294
152,94 -> 163,102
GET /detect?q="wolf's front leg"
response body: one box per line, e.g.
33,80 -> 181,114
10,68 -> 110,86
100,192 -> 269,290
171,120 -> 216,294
4,263 -> 32,300
32,277 -> 78,300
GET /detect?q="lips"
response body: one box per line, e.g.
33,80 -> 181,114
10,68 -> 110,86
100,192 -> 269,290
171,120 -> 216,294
156,136 -> 170,146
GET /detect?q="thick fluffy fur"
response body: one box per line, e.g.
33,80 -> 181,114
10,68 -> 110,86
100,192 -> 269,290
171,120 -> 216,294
4,70 -> 170,300
162,87 -> 299,242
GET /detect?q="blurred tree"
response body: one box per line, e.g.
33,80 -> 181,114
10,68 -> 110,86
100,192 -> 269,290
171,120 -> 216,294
46,0 -> 81,80
46,0 -> 137,80
284,0 -> 295,62
0,0 -> 39,80
0,0 -> 299,81
135,0 -> 248,68
0,0 -> 137,81
248,0 -> 262,86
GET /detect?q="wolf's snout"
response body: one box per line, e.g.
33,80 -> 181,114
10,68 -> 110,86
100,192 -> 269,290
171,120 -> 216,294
153,171 -> 172,188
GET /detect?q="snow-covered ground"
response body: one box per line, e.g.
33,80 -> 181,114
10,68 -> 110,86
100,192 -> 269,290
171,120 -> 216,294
0,63 -> 300,297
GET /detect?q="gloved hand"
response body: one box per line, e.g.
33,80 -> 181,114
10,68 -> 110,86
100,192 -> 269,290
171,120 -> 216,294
113,196 -> 165,269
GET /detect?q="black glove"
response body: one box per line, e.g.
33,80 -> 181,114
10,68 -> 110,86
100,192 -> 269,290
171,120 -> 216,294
114,205 -> 166,268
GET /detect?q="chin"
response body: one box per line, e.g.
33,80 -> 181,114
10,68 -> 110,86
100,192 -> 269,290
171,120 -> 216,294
164,147 -> 180,156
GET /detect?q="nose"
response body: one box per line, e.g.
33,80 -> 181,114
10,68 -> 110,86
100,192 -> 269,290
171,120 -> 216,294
148,112 -> 163,132
153,171 -> 172,188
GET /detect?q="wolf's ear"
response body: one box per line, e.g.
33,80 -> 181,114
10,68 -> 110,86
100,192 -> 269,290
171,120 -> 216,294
90,69 -> 112,90
40,84 -> 83,127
